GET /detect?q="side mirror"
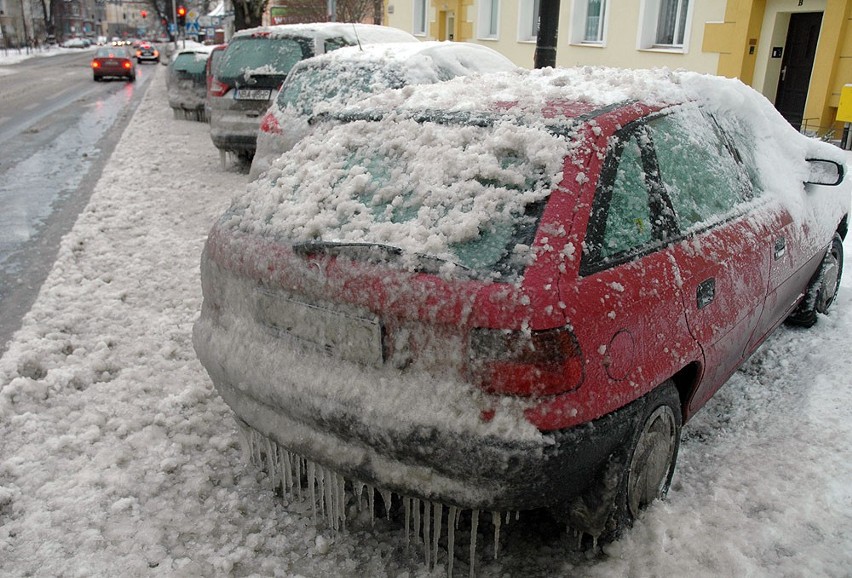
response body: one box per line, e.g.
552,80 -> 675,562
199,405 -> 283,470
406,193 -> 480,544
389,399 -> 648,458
805,158 -> 845,186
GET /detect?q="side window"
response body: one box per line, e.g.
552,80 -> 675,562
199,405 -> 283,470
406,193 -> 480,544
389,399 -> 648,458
602,135 -> 653,257
324,38 -> 349,53
647,110 -> 748,232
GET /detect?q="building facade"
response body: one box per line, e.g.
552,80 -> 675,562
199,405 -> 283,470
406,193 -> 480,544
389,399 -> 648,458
384,0 -> 851,137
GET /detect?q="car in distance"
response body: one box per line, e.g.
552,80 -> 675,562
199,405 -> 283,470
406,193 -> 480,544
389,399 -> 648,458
208,23 -> 417,164
249,41 -> 518,179
193,68 -> 849,568
167,44 -> 214,121
91,46 -> 136,82
135,42 -> 160,64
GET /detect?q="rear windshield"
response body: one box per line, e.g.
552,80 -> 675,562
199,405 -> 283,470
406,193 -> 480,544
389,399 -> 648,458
96,47 -> 128,58
218,36 -> 310,84
172,52 -> 208,75
278,62 -> 405,117
234,116 -> 571,279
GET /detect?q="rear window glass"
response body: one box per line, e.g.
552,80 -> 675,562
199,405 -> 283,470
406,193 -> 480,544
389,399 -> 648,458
232,116 -> 571,279
96,47 -> 128,57
278,63 -> 405,117
172,53 -> 208,75
219,37 -> 309,82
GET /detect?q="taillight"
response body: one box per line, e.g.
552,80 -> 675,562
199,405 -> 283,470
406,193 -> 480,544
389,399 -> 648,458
123,61 -> 132,69
91,61 -> 100,69
468,327 -> 584,396
136,50 -> 142,57
153,50 -> 159,57
259,111 -> 280,134
209,78 -> 229,97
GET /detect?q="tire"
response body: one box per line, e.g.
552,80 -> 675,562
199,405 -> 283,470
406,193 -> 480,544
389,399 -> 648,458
605,382 -> 681,541
93,75 -> 100,82
560,382 -> 682,545
128,74 -> 136,83
786,232 -> 844,327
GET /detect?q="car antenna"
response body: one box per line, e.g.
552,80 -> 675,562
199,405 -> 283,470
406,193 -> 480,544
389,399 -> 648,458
352,24 -> 363,50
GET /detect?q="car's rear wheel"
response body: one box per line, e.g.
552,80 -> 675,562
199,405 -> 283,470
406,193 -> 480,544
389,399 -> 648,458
607,382 -> 681,540
787,232 -> 844,327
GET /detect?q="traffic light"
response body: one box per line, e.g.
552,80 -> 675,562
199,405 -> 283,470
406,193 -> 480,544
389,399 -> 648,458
140,9 -> 147,18
177,5 -> 187,27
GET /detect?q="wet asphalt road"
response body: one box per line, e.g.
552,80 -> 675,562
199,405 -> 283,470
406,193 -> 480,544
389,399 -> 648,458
0,48 -> 155,355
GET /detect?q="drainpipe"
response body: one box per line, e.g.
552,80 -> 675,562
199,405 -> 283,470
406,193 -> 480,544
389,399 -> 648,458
533,0 -> 559,69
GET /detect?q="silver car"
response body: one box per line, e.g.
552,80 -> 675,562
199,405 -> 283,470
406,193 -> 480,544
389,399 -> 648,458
208,23 -> 417,163
249,41 -> 519,179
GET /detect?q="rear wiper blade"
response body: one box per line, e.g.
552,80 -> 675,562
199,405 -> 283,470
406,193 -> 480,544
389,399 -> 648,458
291,241 -> 475,277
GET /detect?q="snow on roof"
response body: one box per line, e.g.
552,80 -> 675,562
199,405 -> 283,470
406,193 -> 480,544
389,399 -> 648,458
173,42 -> 214,57
300,40 -> 517,84
231,23 -> 418,44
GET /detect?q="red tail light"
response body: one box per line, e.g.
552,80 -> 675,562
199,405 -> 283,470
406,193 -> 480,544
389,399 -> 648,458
136,50 -> 142,57
259,111 -> 281,134
123,61 -> 132,69
209,78 -> 229,97
468,327 -> 584,396
91,61 -> 100,69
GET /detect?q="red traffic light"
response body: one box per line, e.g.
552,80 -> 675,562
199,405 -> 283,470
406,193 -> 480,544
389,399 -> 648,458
140,9 -> 147,18
177,5 -> 186,16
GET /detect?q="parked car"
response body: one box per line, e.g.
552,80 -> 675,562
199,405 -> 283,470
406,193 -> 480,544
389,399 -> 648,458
167,44 -> 214,121
91,46 -> 136,81
249,41 -> 518,179
193,68 -> 849,569
208,23 -> 417,164
204,44 -> 228,123
63,37 -> 89,49
135,42 -> 159,64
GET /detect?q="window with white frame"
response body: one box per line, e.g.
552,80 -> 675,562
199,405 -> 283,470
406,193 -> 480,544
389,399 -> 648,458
518,0 -> 540,41
478,0 -> 500,39
570,0 -> 608,45
413,0 -> 427,36
639,0 -> 693,50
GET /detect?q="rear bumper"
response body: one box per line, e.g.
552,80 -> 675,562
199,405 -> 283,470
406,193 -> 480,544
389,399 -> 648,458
192,260 -> 641,511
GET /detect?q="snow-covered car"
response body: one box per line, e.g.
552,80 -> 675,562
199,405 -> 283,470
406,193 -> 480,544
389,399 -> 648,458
248,41 -> 518,180
167,45 -> 214,121
207,23 -> 417,163
193,68 -> 849,569
64,37 -> 89,49
91,46 -> 136,82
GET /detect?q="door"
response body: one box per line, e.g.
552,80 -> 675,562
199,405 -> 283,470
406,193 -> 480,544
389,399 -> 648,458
774,12 -> 823,131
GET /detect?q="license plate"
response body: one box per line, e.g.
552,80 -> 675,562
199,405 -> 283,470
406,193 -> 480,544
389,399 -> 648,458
255,290 -> 384,366
106,60 -> 117,65
235,89 -> 271,101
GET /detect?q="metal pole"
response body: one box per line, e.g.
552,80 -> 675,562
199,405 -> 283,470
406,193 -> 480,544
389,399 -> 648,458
533,0 -> 560,69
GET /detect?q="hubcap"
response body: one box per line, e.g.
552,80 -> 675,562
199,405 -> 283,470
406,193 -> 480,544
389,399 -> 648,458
627,405 -> 677,518
817,250 -> 840,313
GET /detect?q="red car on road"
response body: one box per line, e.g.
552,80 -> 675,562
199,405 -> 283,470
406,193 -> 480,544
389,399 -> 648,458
193,68 -> 849,562
91,46 -> 136,82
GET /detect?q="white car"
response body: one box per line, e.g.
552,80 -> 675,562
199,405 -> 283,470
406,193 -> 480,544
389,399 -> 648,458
249,41 -> 518,179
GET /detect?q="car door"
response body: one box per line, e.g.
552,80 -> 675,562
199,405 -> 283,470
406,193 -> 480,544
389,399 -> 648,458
572,120 -> 697,410
644,107 -> 772,414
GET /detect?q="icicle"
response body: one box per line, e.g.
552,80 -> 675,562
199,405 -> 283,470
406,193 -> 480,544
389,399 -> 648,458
423,501 -> 431,570
592,535 -> 598,552
354,482 -> 364,511
295,457 -> 302,502
380,490 -> 393,520
505,512 -> 510,525
322,467 -> 333,529
576,530 -> 583,550
266,438 -> 277,491
281,448 -> 292,494
492,511 -> 501,560
432,502 -> 442,571
469,509 -> 479,578
367,485 -> 375,526
338,473 -> 347,532
308,461 -> 317,525
404,498 -> 411,548
413,499 -> 421,544
448,506 -> 457,578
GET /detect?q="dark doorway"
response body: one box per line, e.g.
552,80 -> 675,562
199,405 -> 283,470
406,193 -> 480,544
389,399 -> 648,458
774,12 -> 822,131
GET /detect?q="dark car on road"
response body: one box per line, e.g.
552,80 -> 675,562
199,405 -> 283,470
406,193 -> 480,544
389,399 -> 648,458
194,68 -> 850,572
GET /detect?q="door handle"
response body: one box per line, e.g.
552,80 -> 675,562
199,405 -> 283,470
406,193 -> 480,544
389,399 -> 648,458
697,278 -> 716,309
774,237 -> 786,260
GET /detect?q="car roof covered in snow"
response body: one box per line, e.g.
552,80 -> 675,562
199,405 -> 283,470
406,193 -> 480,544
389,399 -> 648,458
231,23 -> 418,44
293,41 -> 517,84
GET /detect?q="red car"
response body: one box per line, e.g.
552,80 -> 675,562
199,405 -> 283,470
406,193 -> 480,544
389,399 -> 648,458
91,46 -> 136,82
193,68 -> 849,561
